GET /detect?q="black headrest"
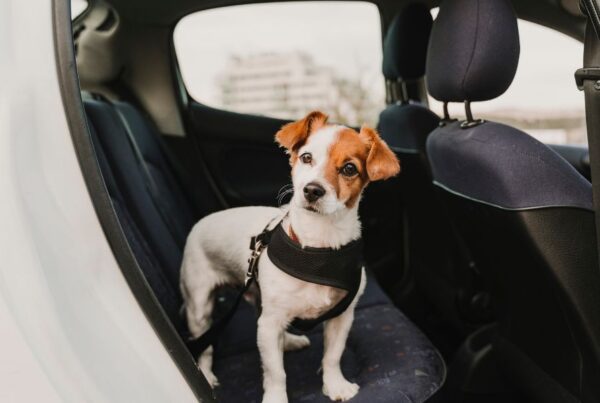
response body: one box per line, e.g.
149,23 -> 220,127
426,0 -> 520,102
382,3 -> 433,81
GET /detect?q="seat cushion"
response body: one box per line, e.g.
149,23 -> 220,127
214,271 -> 391,358
213,274 -> 445,402
214,304 -> 445,403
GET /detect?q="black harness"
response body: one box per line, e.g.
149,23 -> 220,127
187,219 -> 363,356
266,223 -> 363,330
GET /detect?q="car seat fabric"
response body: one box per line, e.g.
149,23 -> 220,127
427,120 -> 593,211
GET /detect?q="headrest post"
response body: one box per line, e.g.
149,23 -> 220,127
398,80 -> 409,105
385,80 -> 394,104
465,100 -> 474,122
386,79 -> 410,105
460,100 -> 485,128
443,102 -> 451,120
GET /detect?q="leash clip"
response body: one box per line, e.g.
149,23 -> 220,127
246,238 -> 265,286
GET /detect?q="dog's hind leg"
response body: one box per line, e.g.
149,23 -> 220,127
181,248 -> 222,388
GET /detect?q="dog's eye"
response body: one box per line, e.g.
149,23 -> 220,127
341,163 -> 358,177
300,153 -> 312,164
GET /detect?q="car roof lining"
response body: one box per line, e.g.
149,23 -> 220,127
100,0 -> 586,38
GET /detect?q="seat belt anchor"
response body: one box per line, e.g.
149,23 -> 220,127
575,67 -> 600,90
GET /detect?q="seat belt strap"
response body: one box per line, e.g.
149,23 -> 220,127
577,6 -> 600,263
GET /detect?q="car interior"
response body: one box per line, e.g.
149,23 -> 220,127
64,0 -> 599,401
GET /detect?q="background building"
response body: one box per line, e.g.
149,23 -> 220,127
217,52 -> 382,127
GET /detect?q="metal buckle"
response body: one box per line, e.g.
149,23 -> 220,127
246,240 -> 264,286
575,67 -> 600,90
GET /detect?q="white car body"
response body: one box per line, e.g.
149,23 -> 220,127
0,1 -> 198,401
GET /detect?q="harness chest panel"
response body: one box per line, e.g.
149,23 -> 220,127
265,223 -> 363,330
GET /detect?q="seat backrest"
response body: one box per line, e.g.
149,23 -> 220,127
378,3 -> 488,333
89,121 -> 186,330
379,2 -> 438,151
425,1 -> 600,401
111,101 -> 197,247
84,99 -> 197,329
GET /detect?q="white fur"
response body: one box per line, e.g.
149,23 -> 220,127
181,125 -> 366,402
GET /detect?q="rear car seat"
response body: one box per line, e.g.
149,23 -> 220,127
83,97 -> 445,402
378,3 -> 491,343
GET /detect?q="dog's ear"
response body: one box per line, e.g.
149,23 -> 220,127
360,125 -> 401,181
275,111 -> 328,153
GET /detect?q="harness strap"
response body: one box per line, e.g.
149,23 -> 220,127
187,276 -> 255,358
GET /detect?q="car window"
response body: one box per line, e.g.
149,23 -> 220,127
428,18 -> 586,146
71,0 -> 88,19
174,2 -> 384,127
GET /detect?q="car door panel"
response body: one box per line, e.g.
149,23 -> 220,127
186,102 -> 292,207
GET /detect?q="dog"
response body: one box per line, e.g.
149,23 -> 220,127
180,111 -> 400,403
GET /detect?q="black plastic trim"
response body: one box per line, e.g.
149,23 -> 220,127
581,0 -> 600,39
52,0 -> 213,401
433,181 -> 594,213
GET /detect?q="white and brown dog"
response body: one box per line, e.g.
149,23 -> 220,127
180,111 -> 400,403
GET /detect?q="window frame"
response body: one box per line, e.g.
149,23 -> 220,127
170,0 -> 387,126
71,0 -> 91,20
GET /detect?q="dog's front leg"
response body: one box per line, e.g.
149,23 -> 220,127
257,313 -> 288,403
322,307 -> 359,402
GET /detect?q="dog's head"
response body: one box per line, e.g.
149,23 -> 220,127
275,111 -> 400,215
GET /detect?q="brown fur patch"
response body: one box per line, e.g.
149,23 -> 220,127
275,111 -> 328,165
324,128 -> 370,208
359,126 -> 401,181
324,126 -> 401,208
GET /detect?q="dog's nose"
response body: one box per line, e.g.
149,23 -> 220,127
303,182 -> 326,202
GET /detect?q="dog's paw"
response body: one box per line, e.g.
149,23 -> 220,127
262,390 -> 288,403
204,371 -> 220,388
284,332 -> 311,351
323,378 -> 359,401
198,363 -> 219,388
